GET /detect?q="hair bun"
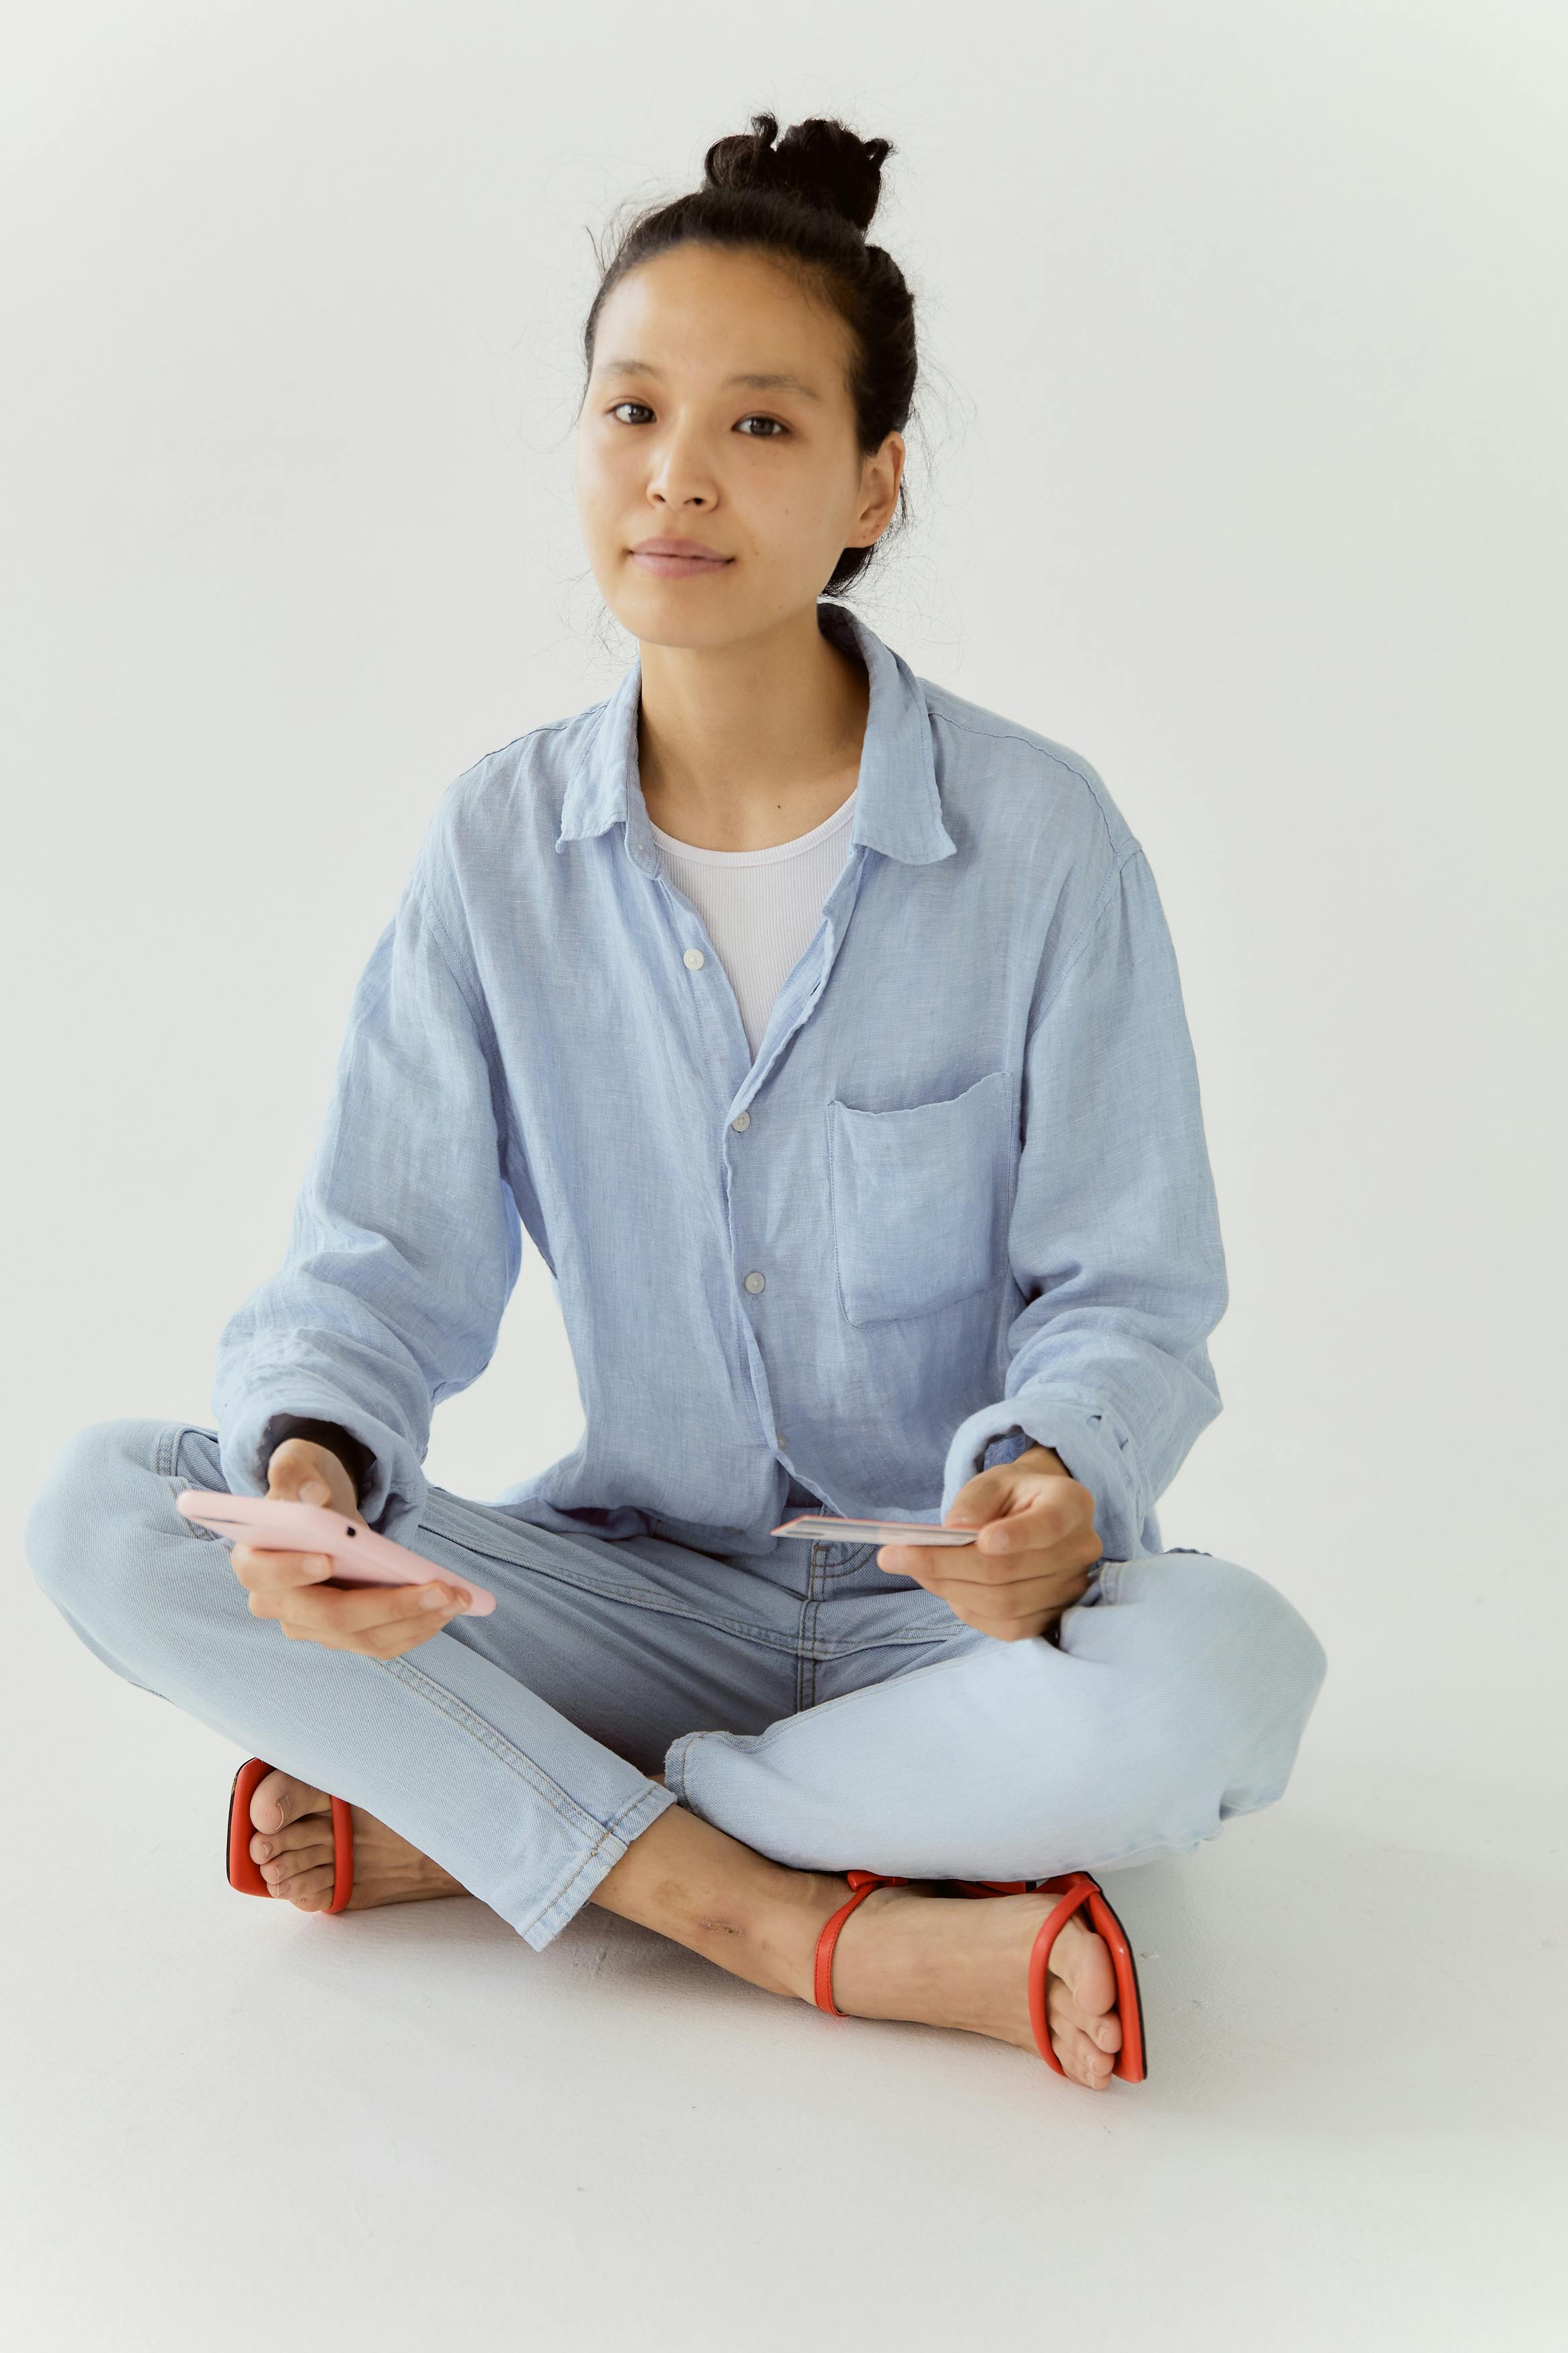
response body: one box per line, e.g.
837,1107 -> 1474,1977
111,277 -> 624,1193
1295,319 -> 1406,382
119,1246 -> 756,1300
702,112 -> 891,234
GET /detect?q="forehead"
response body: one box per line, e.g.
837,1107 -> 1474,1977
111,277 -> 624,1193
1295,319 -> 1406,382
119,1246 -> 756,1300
593,244 -> 850,391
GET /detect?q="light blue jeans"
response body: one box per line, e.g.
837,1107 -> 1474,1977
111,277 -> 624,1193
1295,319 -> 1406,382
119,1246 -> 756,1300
26,1418 -> 1328,1950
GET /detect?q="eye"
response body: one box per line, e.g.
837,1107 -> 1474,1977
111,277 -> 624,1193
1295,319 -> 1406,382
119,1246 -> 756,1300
609,401 -> 653,425
736,414 -> 787,438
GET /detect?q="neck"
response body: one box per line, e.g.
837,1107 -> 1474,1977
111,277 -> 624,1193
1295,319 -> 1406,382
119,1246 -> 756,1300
636,602 -> 870,852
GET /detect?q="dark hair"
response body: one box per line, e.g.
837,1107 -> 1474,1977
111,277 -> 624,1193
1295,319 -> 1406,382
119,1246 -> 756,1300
580,112 -> 918,596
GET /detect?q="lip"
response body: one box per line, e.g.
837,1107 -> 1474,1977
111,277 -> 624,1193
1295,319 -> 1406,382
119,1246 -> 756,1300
629,538 -> 734,577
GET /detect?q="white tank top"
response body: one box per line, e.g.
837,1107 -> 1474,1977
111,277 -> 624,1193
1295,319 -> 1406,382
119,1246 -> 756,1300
649,792 -> 858,1060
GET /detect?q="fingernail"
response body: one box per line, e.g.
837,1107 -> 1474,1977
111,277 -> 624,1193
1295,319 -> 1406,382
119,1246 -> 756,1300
422,1585 -> 450,1608
300,1478 -> 329,1505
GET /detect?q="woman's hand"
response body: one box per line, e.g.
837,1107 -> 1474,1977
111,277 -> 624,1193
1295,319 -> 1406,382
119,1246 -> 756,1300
875,1445 -> 1103,1642
226,1436 -> 470,1658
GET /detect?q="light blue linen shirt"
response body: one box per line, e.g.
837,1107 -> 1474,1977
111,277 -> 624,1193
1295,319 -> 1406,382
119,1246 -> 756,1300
213,598 -> 1228,1564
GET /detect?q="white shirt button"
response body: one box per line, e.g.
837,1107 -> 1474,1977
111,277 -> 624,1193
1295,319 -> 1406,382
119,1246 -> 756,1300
683,948 -> 705,969
743,1271 -> 766,1294
731,1111 -> 751,1131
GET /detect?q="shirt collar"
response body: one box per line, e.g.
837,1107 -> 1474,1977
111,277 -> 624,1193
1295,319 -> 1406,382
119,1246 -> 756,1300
554,598 -> 956,871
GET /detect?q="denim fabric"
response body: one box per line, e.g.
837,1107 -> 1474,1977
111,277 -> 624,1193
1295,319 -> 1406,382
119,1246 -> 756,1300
206,598 -> 1227,1568
25,1421 -> 1327,1950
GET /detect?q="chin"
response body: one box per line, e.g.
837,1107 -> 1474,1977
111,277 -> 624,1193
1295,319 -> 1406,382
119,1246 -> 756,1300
614,590 -> 750,651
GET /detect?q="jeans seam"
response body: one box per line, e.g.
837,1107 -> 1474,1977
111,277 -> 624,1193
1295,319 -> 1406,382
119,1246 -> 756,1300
160,1421 -> 214,1479
519,1784 -> 676,1947
819,1541 -> 876,1582
417,1533 -> 806,1658
798,1546 -> 823,1708
380,1652 -> 624,1847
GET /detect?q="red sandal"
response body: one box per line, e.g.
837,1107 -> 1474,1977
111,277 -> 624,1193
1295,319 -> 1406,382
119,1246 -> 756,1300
226,1757 -> 354,1915
949,1872 -> 1146,2081
813,1869 -> 1147,2083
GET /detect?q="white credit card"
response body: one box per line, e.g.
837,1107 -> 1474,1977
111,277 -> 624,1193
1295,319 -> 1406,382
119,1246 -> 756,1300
771,1513 -> 977,1547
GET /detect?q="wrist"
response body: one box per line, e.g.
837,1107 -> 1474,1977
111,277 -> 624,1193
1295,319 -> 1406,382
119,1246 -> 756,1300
265,1416 -> 372,1508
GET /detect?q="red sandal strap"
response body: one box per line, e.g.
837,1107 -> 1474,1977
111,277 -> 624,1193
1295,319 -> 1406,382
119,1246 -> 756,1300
1026,1874 -> 1100,2073
226,1759 -> 273,1896
1084,1882 -> 1147,2082
929,1870 -> 1149,2082
813,1872 -> 909,2015
226,1759 -> 355,1916
326,1794 -> 355,1913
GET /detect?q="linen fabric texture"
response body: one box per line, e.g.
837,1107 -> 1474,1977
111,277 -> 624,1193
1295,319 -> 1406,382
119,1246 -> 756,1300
211,598 -> 1228,1569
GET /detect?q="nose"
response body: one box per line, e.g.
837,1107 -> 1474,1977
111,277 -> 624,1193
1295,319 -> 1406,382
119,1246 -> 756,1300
646,424 -> 718,511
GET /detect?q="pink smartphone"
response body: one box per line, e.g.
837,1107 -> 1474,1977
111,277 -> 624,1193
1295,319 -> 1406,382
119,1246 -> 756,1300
175,1489 -> 497,1616
771,1513 -> 977,1548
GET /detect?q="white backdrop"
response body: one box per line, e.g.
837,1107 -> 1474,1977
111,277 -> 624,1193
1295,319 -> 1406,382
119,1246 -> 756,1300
4,5 -> 1565,2349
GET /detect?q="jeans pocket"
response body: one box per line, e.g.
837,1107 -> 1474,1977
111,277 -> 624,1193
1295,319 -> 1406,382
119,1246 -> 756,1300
161,1423 -> 226,1527
827,1068 -> 1011,1326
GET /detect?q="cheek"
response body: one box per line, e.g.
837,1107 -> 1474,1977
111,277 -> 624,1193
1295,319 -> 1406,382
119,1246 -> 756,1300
575,434 -> 631,510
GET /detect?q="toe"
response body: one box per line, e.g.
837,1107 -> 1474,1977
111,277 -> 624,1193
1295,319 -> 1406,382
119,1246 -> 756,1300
1048,1986 -> 1123,2061
1048,1913 -> 1118,2023
251,1814 -> 335,1866
270,1859 -> 336,1907
249,1769 -> 329,1837
1050,2016 -> 1116,2089
1048,1975 -> 1123,2054
261,1835 -> 333,1889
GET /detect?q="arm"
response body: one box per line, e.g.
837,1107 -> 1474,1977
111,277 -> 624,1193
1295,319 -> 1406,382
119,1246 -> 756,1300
938,844 -> 1228,1564
211,841 -> 524,1544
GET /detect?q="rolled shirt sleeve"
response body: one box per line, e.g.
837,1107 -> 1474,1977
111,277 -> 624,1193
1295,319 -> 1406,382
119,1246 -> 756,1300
211,831 -> 524,1545
940,846 -> 1229,1561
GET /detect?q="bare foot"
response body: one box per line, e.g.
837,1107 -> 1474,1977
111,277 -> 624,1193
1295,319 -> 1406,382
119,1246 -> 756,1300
247,1769 -> 466,1914
821,1881 -> 1125,2090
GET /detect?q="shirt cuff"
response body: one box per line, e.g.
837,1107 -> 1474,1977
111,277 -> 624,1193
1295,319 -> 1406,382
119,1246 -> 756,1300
214,1383 -> 429,1546
941,1398 -> 1147,1562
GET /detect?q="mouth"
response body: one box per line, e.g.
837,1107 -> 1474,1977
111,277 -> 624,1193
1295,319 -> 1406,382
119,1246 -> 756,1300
628,540 -> 735,577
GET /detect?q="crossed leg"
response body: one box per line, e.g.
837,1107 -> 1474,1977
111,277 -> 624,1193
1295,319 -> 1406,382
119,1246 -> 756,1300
239,1762 -> 1129,2087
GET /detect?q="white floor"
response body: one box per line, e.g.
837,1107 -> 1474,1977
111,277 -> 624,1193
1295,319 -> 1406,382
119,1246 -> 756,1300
7,1461 -> 1565,2353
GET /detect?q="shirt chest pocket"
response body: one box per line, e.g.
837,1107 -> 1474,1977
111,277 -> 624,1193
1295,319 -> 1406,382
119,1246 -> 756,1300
826,1068 -> 1012,1327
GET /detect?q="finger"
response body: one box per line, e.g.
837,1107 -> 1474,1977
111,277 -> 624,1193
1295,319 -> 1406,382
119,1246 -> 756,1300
944,1595 -> 1075,1640
917,1552 -> 1093,1595
895,1558 -> 1090,1613
973,1497 -> 1087,1555
876,1542 -> 972,1578
877,1521 -> 1087,1572
280,1605 -> 468,1658
940,1459 -> 1042,1530
952,1614 -> 1049,1643
275,1579 -> 472,1641
269,1464 -> 332,1507
275,1611 -> 462,1660
231,1543 -> 339,1593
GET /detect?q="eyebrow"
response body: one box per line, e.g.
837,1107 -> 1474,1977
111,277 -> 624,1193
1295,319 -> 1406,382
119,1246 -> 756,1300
598,358 -> 823,404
